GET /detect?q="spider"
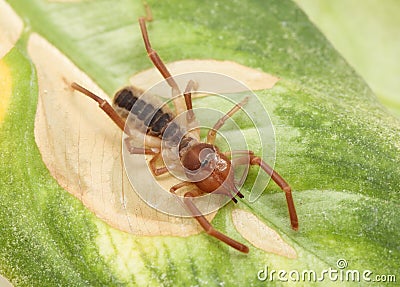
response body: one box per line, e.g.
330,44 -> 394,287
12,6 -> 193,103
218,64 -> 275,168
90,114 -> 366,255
70,6 -> 298,253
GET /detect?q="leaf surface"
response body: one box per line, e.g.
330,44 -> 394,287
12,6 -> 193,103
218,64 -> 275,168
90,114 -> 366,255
1,0 -> 399,286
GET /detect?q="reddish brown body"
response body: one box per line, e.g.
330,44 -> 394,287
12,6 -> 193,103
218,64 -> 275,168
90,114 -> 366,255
181,143 -> 243,202
70,4 -> 298,254
182,144 -> 230,189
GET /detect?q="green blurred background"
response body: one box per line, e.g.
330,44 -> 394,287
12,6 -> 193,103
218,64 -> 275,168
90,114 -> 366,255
294,0 -> 400,117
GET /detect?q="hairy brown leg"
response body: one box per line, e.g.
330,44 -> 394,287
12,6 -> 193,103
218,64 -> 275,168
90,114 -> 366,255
182,189 -> 249,253
207,97 -> 249,144
143,2 -> 153,21
138,14 -> 186,115
169,178 -> 248,252
124,137 -> 159,155
169,181 -> 192,193
138,17 -> 179,91
182,80 -> 201,140
234,154 -> 299,230
71,82 -> 128,134
126,146 -> 158,155
149,152 -> 169,176
223,150 -> 254,158
71,82 -> 161,155
183,80 -> 196,121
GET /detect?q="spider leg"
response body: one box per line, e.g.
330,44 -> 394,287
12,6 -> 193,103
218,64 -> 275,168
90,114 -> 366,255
207,97 -> 249,144
71,82 -> 128,134
138,15 -> 186,115
149,152 -> 169,176
168,168 -> 248,252
182,189 -> 249,253
234,154 -> 299,230
223,150 -> 254,158
183,80 -> 196,121
143,2 -> 153,21
170,181 -> 192,193
182,80 -> 201,140
71,82 -> 162,155
123,137 -> 159,155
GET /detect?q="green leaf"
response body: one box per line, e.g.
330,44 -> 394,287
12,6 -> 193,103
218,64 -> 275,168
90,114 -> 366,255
294,0 -> 400,117
1,0 -> 399,286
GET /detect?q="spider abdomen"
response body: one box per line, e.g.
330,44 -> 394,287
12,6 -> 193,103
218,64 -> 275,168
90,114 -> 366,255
112,86 -> 183,143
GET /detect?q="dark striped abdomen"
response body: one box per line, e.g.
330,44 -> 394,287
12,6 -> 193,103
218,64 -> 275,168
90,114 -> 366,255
112,86 -> 183,144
